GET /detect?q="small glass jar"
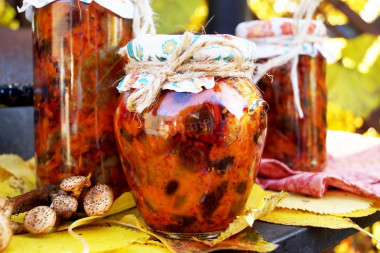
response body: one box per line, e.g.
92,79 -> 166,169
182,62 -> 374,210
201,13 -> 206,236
236,18 -> 327,172
114,34 -> 268,238
32,0 -> 134,196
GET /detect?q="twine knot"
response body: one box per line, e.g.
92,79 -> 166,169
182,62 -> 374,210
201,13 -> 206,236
130,0 -> 156,36
124,32 -> 256,113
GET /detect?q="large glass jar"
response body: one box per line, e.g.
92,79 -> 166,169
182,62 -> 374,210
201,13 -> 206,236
236,18 -> 327,172
114,34 -> 268,237
32,0 -> 133,196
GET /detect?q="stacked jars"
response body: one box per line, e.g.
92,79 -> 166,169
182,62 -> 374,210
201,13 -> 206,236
236,18 -> 328,172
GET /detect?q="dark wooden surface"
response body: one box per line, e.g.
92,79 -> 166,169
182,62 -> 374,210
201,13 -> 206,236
0,26 -> 379,253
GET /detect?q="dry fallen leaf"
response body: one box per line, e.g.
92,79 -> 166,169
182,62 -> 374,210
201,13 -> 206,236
107,191 -> 136,216
111,241 -> 170,253
5,225 -> 157,253
0,154 -> 35,184
260,208 -> 380,244
201,191 -> 288,246
277,190 -> 374,214
56,191 -> 136,232
0,154 -> 36,199
129,214 -> 278,253
0,167 -> 13,181
3,154 -> 378,253
245,184 -> 273,209
335,207 -> 378,218
60,185 -> 287,253
373,200 -> 380,210
25,157 -> 35,171
260,207 -> 361,229
64,191 -> 137,252
10,212 -> 26,224
157,228 -> 278,253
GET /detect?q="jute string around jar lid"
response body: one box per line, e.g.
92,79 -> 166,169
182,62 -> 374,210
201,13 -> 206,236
124,32 -> 256,113
251,0 -> 324,118
130,0 -> 156,36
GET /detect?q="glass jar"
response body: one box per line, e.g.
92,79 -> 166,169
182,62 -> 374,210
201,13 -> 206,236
32,0 -> 133,196
114,34 -> 268,238
236,18 -> 327,172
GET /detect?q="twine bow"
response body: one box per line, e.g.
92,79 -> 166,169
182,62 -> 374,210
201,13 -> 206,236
252,0 -> 324,118
124,32 -> 256,113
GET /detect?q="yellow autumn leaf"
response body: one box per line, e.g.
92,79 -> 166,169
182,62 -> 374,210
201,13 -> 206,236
111,241 -> 171,253
277,190 -> 374,214
245,184 -> 273,209
133,216 -> 176,252
0,154 -> 36,199
251,184 -> 379,218
11,212 -> 26,224
108,189 -> 286,250
56,191 -> 136,231
261,208 -> 361,229
119,214 -> 139,227
260,208 -> 380,244
200,191 -> 288,247
63,192 -> 138,251
336,207 -> 378,218
0,182 -> 22,199
107,191 -> 136,216
0,154 -> 36,184
373,200 -> 380,211
0,176 -> 35,199
0,166 -> 13,181
128,214 -> 278,253
25,157 -> 35,170
5,225 -> 152,253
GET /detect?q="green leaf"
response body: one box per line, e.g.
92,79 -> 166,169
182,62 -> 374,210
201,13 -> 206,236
327,34 -> 380,119
152,0 -> 202,34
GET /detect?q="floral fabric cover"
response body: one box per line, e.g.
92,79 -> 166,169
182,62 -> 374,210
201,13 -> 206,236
18,0 -> 134,19
236,18 -> 327,59
258,130 -> 380,199
118,34 -> 256,93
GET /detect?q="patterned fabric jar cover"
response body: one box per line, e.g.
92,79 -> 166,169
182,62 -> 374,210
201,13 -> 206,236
118,34 -> 256,93
18,0 -> 134,19
236,18 -> 327,59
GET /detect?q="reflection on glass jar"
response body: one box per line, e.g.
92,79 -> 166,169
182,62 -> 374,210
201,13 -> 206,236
32,1 -> 133,196
236,18 -> 327,172
115,77 -> 268,236
258,54 -> 327,172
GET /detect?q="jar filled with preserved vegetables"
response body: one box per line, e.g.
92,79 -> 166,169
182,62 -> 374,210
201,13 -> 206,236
114,33 -> 268,238
236,18 -> 327,172
19,0 -> 155,196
